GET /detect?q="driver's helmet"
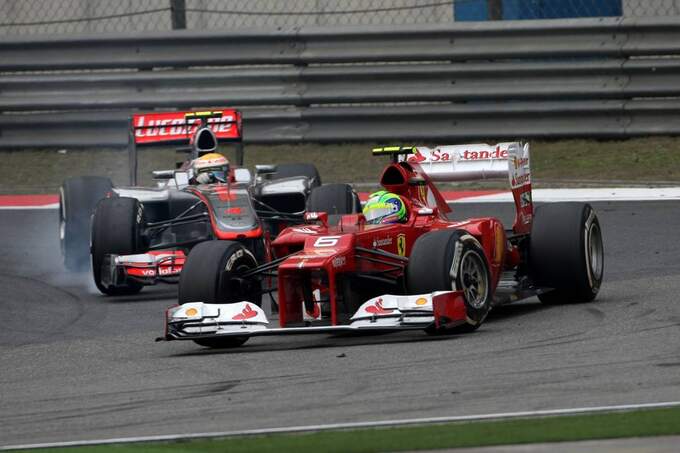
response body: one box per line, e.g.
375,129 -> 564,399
192,153 -> 229,184
362,190 -> 408,224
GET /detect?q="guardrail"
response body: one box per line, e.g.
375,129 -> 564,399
1,16 -> 680,148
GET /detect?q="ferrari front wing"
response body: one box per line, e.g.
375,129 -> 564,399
161,291 -> 469,341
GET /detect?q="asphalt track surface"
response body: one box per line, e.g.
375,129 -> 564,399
1,201 -> 680,447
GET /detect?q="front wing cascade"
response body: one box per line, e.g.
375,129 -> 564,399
161,291 -> 469,341
101,251 -> 185,289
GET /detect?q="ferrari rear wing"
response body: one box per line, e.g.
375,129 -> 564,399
127,109 -> 243,185
374,142 -> 533,234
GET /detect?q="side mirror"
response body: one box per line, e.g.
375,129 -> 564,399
416,206 -> 438,216
255,164 -> 277,175
304,211 -> 328,227
255,164 -> 277,183
152,170 -> 175,180
174,171 -> 190,187
234,168 -> 252,184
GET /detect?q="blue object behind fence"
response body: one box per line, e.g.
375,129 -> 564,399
455,0 -> 622,21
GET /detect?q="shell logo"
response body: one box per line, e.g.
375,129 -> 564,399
185,307 -> 198,317
415,298 -> 428,306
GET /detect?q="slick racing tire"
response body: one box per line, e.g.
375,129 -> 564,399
307,183 -> 361,225
272,163 -> 322,188
529,202 -> 604,304
407,230 -> 492,334
91,197 -> 144,296
59,176 -> 112,271
179,240 -> 262,348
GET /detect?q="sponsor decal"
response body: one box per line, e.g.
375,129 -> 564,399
141,268 -> 156,277
408,146 -> 508,163
185,307 -> 198,317
225,249 -> 244,271
293,249 -> 337,257
513,156 -> 529,169
461,147 -> 508,161
450,241 -> 464,289
518,211 -> 533,225
292,227 -> 316,234
365,298 -> 394,315
397,233 -> 406,256
493,223 -> 504,264
332,256 -> 346,268
158,266 -> 182,276
309,249 -> 337,256
415,297 -> 428,306
232,304 -> 258,320
511,173 -> 531,187
520,190 -> 532,207
372,237 -> 393,248
407,148 -> 427,163
133,111 -> 239,144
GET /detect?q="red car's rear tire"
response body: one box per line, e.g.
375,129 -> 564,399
529,203 -> 604,304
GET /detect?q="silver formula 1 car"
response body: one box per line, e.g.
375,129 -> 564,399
58,109 -> 360,295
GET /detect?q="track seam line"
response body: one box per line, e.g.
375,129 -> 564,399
3,401 -> 680,451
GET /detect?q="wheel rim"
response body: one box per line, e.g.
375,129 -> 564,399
459,251 -> 488,309
587,222 -> 604,287
221,259 -> 259,303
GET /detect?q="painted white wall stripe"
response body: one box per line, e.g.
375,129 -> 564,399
2,401 -> 679,451
454,187 -> 680,203
2,188 -> 680,210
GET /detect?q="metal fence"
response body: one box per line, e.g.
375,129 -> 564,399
1,0 -> 678,36
2,17 -> 680,148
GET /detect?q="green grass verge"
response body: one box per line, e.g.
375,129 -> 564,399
19,407 -> 680,453
3,137 -> 680,194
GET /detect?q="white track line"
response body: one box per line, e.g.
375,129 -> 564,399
3,401 -> 679,451
454,187 -> 680,203
0,203 -> 59,210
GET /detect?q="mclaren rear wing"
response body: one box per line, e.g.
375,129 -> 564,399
374,142 -> 533,234
127,109 -> 242,185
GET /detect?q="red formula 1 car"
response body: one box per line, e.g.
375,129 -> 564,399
160,142 -> 604,348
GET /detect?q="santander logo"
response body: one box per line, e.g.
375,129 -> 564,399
407,146 -> 509,163
365,298 -> 394,315
232,304 -> 258,320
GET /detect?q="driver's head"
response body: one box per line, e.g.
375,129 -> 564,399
192,153 -> 229,184
362,190 -> 408,224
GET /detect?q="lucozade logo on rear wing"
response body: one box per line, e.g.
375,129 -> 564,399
132,109 -> 241,144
